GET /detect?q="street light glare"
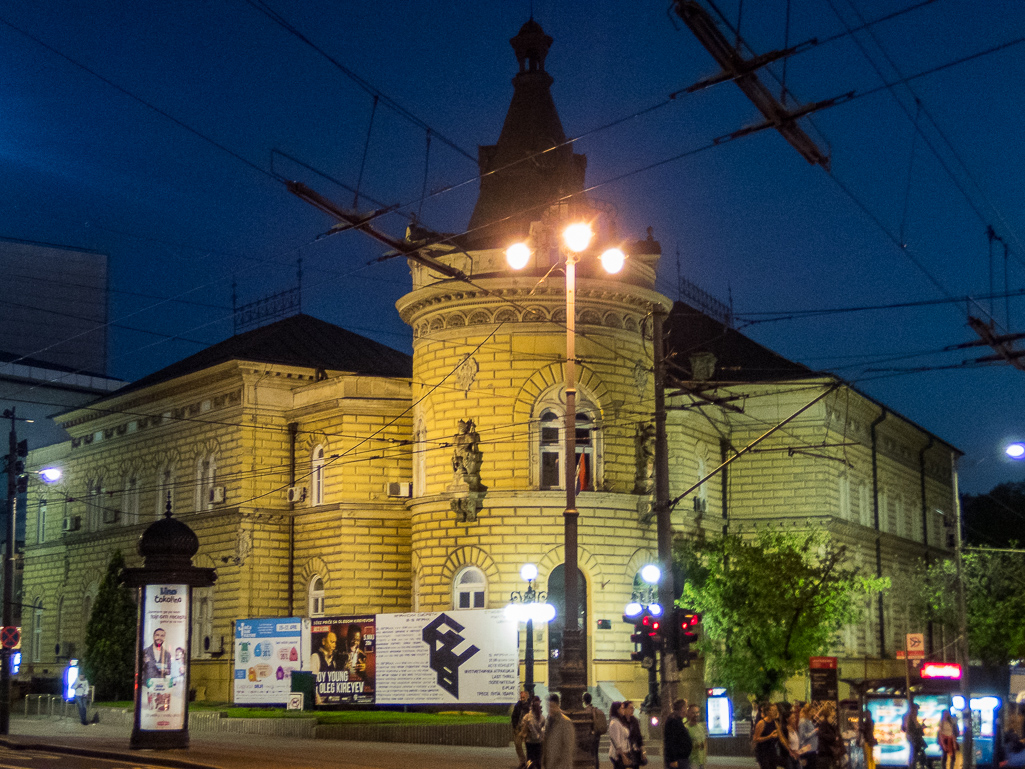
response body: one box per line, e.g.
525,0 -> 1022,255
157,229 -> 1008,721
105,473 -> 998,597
624,601 -> 643,617
600,248 -> 625,274
640,564 -> 661,584
39,468 -> 62,483
520,563 -> 538,581
506,242 -> 531,270
563,223 -> 593,253
1005,442 -> 1025,459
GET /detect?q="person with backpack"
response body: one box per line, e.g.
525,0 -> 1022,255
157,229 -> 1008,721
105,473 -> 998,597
584,692 -> 608,769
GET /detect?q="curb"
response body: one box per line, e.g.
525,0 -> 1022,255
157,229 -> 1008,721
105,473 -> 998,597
0,736 -> 224,769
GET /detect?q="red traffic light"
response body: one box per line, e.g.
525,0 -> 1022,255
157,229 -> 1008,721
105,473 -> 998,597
640,615 -> 660,635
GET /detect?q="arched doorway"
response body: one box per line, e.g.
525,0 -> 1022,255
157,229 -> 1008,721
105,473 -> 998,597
546,564 -> 586,691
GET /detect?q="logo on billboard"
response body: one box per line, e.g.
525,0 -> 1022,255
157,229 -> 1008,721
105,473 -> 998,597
422,613 -> 479,698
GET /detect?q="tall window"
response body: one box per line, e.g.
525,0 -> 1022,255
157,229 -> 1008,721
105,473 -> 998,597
192,587 -> 214,658
156,463 -> 176,517
859,482 -> 871,527
124,476 -> 139,524
310,446 -> 325,506
838,474 -> 851,520
195,455 -> 216,512
453,566 -> 486,609
538,408 -> 596,491
308,576 -> 325,617
37,500 -> 47,544
32,599 -> 43,662
87,478 -> 103,531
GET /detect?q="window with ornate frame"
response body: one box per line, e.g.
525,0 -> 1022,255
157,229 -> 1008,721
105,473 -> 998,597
453,565 -> 486,609
310,446 -> 325,506
308,576 -> 325,617
192,587 -> 214,658
37,499 -> 47,544
87,478 -> 103,531
32,599 -> 43,663
195,455 -> 216,512
533,389 -> 600,491
124,476 -> 139,524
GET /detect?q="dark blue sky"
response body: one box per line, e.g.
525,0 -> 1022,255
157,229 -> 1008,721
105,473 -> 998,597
1,1 -> 1023,492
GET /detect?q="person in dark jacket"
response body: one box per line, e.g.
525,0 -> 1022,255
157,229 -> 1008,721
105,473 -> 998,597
665,698 -> 695,769
512,690 -> 531,769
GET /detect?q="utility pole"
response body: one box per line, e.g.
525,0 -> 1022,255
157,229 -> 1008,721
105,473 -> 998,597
2,409 -> 27,735
652,310 -> 678,715
951,459 -> 973,769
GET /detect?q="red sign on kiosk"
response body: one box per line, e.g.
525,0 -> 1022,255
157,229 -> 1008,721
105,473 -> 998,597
809,656 -> 838,669
920,662 -> 962,679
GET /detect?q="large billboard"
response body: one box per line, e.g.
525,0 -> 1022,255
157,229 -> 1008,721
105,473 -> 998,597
376,609 -> 518,705
139,584 -> 189,732
309,616 -> 376,705
234,618 -> 309,705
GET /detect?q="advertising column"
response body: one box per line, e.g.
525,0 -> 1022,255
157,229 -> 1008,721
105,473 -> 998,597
138,585 -> 190,732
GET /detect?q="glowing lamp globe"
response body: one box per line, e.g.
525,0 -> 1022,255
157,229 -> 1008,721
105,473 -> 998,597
520,563 -> 538,582
640,564 -> 661,584
563,223 -> 593,253
600,248 -> 625,274
1006,442 -> 1025,460
506,242 -> 531,270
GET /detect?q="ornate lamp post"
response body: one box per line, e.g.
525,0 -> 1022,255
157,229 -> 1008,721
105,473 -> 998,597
624,564 -> 662,712
506,563 -> 556,697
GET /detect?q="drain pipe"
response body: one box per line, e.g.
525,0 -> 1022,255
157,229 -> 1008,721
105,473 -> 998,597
287,422 -> 298,616
870,408 -> 888,657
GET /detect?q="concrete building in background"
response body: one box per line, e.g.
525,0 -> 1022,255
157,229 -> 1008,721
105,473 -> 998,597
17,22 -> 957,705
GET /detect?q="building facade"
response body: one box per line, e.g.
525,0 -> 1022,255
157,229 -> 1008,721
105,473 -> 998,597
19,21 -> 957,705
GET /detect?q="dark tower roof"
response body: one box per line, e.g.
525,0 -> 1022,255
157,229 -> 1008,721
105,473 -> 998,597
466,20 -> 588,248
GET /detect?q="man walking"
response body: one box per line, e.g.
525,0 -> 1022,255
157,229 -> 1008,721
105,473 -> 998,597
583,692 -> 608,769
543,693 -> 576,769
665,698 -> 694,769
512,690 -> 530,769
72,672 -> 91,726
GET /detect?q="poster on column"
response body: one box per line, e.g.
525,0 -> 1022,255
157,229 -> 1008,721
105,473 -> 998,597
376,609 -> 518,705
309,616 -> 376,705
139,584 -> 189,731
233,618 -> 309,704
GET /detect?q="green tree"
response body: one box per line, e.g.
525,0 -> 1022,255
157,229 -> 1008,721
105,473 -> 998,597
675,529 -> 887,701
909,547 -> 1025,665
82,551 -> 137,700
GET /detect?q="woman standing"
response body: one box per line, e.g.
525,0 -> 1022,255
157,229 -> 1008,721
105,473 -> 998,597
754,704 -> 782,769
782,707 -> 802,769
609,701 -> 635,769
817,702 -> 845,769
939,710 -> 959,769
520,695 -> 544,769
799,703 -> 820,769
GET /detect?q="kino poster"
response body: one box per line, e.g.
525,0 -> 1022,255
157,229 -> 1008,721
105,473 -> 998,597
139,584 -> 189,731
309,616 -> 376,705
375,609 -> 518,705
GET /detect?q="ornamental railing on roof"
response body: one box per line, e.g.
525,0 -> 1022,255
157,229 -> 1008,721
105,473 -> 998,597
677,274 -> 733,328
232,259 -> 303,335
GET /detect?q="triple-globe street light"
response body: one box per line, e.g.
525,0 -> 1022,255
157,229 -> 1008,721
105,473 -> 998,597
506,221 -> 625,713
505,563 -> 556,697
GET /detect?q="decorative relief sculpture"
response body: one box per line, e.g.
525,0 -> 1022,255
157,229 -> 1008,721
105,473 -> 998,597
455,356 -> 479,396
634,422 -> 656,524
450,419 -> 488,523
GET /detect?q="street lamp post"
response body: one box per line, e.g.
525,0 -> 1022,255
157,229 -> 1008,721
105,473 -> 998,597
507,563 -> 555,697
507,219 -> 625,716
629,564 -> 662,712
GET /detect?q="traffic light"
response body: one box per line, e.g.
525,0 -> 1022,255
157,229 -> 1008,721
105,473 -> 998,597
673,609 -> 701,668
625,607 -> 662,663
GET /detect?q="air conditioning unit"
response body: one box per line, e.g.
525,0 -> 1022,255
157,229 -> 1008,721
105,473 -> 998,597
102,509 -> 121,524
209,486 -> 226,504
286,486 -> 307,503
693,497 -> 707,513
62,516 -> 81,532
387,482 -> 412,498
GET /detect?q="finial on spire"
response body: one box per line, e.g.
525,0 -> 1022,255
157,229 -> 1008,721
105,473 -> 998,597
510,19 -> 552,74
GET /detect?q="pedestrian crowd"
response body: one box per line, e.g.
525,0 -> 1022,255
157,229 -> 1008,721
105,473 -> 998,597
752,701 -> 846,769
510,690 -> 706,769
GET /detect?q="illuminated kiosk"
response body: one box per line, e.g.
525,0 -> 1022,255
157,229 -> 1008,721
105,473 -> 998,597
122,507 -> 216,750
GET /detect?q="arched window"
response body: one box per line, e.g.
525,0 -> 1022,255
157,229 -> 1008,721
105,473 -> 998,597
124,476 -> 139,524
87,478 -> 103,531
453,565 -> 486,609
156,463 -> 176,518
536,400 -> 598,491
37,499 -> 47,544
308,576 -> 325,617
192,587 -> 214,658
310,446 -> 325,506
195,455 -> 217,511
32,599 -> 44,663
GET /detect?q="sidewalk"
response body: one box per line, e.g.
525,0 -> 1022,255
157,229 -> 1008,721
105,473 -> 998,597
2,714 -> 757,769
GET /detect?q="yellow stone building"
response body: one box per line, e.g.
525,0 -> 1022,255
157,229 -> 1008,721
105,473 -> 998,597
19,20 -> 957,705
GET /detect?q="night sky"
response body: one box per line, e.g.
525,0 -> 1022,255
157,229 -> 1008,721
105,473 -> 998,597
1,1 -> 1023,493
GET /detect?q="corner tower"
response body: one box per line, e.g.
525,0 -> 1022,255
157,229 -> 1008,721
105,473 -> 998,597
397,22 -> 670,692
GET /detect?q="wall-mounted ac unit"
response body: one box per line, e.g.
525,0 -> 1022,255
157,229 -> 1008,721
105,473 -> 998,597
286,486 -> 307,503
693,497 -> 707,513
62,516 -> 81,532
387,482 -> 412,498
209,486 -> 226,504
102,509 -> 121,524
